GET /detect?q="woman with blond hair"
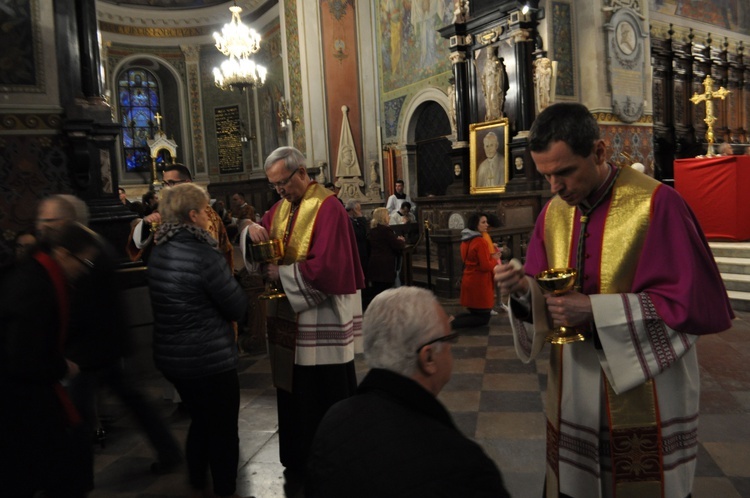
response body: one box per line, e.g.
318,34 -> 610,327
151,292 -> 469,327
147,183 -> 247,498
365,207 -> 405,308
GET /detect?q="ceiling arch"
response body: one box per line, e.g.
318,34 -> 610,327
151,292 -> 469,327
98,0 -> 226,9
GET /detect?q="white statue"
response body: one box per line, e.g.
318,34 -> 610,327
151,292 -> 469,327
533,57 -> 553,113
481,48 -> 506,121
452,0 -> 469,24
368,161 -> 382,200
448,81 -> 457,135
335,105 -> 362,178
316,161 -> 328,185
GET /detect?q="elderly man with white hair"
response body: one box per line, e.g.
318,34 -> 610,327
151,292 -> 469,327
306,287 -> 510,498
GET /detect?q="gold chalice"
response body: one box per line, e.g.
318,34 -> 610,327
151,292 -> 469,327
535,268 -> 585,344
248,239 -> 286,300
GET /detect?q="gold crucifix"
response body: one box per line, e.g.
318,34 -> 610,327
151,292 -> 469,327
689,75 -> 730,157
154,112 -> 163,131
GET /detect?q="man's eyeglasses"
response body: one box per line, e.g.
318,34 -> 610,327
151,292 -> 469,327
71,253 -> 95,270
268,169 -> 299,190
162,179 -> 189,188
415,331 -> 459,354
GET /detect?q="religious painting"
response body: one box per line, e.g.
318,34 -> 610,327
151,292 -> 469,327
377,0 -> 454,93
469,119 -> 510,194
649,0 -> 750,36
0,0 -> 44,91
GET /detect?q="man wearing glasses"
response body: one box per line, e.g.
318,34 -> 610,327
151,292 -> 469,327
126,163 -> 232,268
240,146 -> 365,472
307,287 -> 509,497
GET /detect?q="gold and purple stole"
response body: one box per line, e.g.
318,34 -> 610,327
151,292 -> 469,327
270,182 -> 332,264
544,167 -> 665,497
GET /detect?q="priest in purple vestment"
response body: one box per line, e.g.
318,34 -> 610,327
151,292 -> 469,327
240,146 -> 365,472
495,103 -> 734,498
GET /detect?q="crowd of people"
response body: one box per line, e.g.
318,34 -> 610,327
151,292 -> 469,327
1,103 -> 734,498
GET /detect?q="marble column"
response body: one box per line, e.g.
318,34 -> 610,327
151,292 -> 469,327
78,0 -> 103,99
451,51 -> 470,147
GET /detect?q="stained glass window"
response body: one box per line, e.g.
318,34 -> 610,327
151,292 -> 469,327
118,69 -> 162,172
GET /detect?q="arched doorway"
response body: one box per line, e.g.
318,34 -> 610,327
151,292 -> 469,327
415,101 -> 452,196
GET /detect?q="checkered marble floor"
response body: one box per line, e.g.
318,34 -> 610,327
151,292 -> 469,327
89,304 -> 750,498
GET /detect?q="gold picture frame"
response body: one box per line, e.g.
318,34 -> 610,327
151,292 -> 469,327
469,118 -> 510,194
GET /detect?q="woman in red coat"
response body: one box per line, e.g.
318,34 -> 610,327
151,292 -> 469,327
453,212 -> 499,329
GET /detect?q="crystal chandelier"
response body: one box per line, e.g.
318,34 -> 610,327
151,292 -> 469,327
213,2 -> 267,92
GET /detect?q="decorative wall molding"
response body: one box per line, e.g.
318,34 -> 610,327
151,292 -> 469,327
0,112 -> 63,133
98,22 -> 213,38
591,111 -> 653,125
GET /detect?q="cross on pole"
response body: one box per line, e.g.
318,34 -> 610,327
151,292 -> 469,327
690,75 -> 730,157
154,112 -> 163,130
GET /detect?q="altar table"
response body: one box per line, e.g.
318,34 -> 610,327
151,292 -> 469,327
674,155 -> 750,241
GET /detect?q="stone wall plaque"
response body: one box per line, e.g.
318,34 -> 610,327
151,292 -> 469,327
606,8 -> 646,123
214,105 -> 243,175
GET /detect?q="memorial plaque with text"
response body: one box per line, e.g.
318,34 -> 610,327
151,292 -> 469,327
215,105 -> 243,174
606,9 -> 646,123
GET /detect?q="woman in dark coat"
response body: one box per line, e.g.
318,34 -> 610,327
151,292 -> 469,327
366,207 -> 405,304
453,212 -> 499,329
147,183 -> 247,498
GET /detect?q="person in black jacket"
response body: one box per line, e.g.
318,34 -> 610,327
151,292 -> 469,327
147,183 -> 247,498
307,287 -> 510,498
366,207 -> 405,307
1,222 -> 100,497
345,199 -> 369,279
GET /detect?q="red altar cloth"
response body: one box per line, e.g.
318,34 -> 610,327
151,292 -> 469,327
674,155 -> 750,241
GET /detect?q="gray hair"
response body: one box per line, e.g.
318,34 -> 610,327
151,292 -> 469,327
159,183 -> 209,224
264,146 -> 307,173
363,286 -> 445,377
344,199 -> 360,212
42,194 -> 90,226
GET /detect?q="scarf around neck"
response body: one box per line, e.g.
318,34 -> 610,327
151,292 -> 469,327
154,222 -> 218,248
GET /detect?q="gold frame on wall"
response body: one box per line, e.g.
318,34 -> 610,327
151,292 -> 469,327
469,118 -> 510,194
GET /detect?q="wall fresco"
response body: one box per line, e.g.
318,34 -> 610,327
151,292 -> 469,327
384,96 -> 406,139
650,0 -> 750,36
377,0 -> 453,93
